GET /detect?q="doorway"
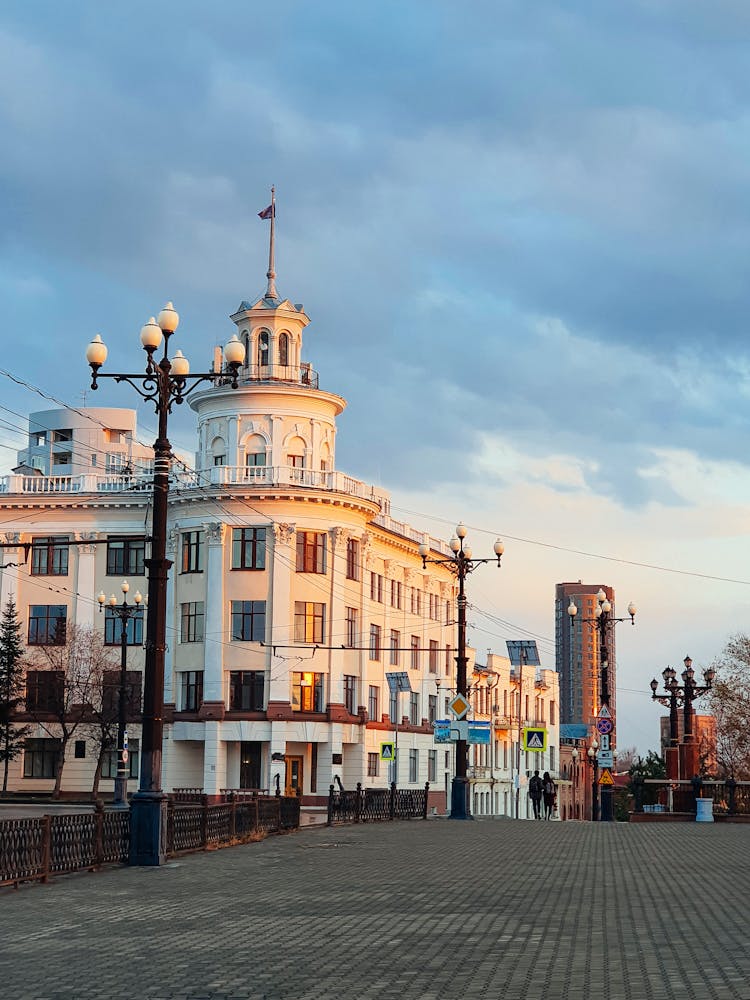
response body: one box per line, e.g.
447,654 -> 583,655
285,755 -> 303,796
239,741 -> 262,790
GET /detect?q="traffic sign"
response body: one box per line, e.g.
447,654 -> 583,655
448,693 -> 470,720
598,768 -> 615,786
596,718 -> 613,735
122,749 -> 129,764
522,727 -> 547,752
433,720 -> 453,744
599,733 -> 611,751
597,704 -> 612,719
467,721 -> 491,745
380,742 -> 395,761
597,750 -> 614,768
385,672 -> 411,693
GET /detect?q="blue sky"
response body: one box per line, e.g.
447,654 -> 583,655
3,0 -> 750,753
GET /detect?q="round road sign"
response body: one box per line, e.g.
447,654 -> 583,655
596,718 -> 613,735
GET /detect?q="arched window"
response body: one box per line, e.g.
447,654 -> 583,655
244,434 -> 267,478
278,332 -> 289,368
258,331 -> 270,368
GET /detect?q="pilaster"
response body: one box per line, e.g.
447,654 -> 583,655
73,533 -> 98,631
203,522 -> 225,702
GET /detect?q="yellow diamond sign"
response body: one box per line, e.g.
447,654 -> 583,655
448,693 -> 470,720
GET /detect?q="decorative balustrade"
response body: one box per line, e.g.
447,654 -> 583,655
632,778 -> 750,816
327,782 -> 430,825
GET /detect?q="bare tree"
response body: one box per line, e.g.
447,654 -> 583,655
25,625 -> 111,798
84,644 -> 139,798
708,634 -> 750,779
615,745 -> 638,774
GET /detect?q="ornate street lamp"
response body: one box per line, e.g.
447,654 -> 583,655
587,740 -> 599,822
650,655 -> 714,779
567,589 -> 636,821
97,580 -> 144,808
86,304 -> 246,864
419,523 -> 503,820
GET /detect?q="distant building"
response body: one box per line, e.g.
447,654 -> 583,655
660,714 -> 717,776
555,581 -> 617,738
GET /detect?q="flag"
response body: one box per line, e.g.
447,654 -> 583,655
258,204 -> 274,220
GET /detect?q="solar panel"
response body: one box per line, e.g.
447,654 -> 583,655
505,640 -> 540,667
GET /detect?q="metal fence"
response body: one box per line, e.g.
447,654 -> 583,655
327,782 -> 430,825
633,778 -> 750,816
0,793 -> 301,888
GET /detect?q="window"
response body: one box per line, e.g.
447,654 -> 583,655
181,531 -> 203,573
389,629 -> 400,666
107,537 -> 145,576
181,671 -> 204,711
368,685 -> 379,722
231,601 -> 266,642
52,452 -> 71,466
28,606 -> 67,646
31,537 -> 69,576
258,330 -> 270,367
346,538 -> 360,580
428,694 -> 437,724
245,451 -> 266,469
229,671 -> 265,711
292,672 -> 324,712
289,454 -> 305,481
279,331 -> 289,367
410,635 -> 420,670
232,527 -> 266,570
25,671 -> 64,713
367,752 -> 379,777
345,607 -> 358,648
370,572 -> 383,603
32,431 -> 46,446
23,738 -> 61,778
550,746 -> 556,771
213,454 -> 226,466
296,531 -> 326,574
102,738 -> 139,779
409,692 -> 420,726
102,671 -> 142,718
74,740 -> 86,759
429,640 -> 439,673
446,601 -> 451,625
180,602 -> 205,643
104,607 -> 144,646
369,624 -> 381,661
390,580 -> 402,609
428,749 -> 437,783
344,675 -> 357,714
550,701 -> 556,726
53,429 -> 72,442
294,602 -> 326,644
409,749 -> 418,783
411,588 -> 421,615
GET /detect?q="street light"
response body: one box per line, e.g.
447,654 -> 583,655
571,746 -> 579,819
587,740 -> 599,822
567,589 -> 636,821
649,655 -> 714,779
419,523 -> 504,820
86,304 -> 246,864
97,581 -> 144,808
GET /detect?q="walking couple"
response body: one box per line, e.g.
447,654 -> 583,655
528,769 -> 556,819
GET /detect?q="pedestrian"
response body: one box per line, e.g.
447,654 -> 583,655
543,771 -> 556,820
528,769 -> 543,819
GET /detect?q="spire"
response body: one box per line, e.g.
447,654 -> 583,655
264,185 -> 277,300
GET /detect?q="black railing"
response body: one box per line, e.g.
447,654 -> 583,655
632,778 -> 750,816
1,794 -> 301,888
327,782 -> 430,825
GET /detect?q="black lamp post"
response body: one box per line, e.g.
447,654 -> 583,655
587,741 -> 599,822
97,580 -> 144,808
568,589 -> 636,822
86,304 -> 246,864
419,523 -> 504,820
649,656 -> 714,779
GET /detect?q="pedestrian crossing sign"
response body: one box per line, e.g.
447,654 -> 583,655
522,727 -> 548,752
380,742 -> 395,761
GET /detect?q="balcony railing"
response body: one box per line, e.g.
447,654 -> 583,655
212,363 -> 320,390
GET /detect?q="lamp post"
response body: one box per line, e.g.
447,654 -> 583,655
567,589 -> 636,821
86,304 -> 246,864
419,523 -> 504,820
587,740 -> 599,822
571,746 -> 579,820
649,655 -> 714,780
97,581 -> 143,808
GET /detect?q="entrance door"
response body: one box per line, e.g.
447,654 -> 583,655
285,756 -> 303,796
239,741 -> 262,790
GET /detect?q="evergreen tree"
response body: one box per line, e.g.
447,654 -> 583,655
0,598 -> 30,792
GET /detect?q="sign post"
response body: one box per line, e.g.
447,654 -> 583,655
385,672 -> 411,785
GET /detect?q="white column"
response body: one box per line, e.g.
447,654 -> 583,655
202,721 -> 227,796
270,415 -> 284,469
0,533 -> 22,611
73,532 -> 97,631
203,522 -> 225,702
227,415 -> 239,467
327,527 -> 345,705
268,522 -> 295,794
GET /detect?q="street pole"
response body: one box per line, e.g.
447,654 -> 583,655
86,306 -> 246,864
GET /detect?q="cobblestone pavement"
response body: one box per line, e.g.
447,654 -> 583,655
2,818 -> 749,1000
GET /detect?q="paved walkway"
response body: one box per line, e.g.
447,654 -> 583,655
1,818 -> 749,1000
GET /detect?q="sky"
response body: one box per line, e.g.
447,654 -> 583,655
2,0 -> 750,754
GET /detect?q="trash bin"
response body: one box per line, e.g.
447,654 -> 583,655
695,797 -> 714,823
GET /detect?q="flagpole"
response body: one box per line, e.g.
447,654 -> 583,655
266,185 -> 277,299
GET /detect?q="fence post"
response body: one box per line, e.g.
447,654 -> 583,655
354,782 -> 362,823
41,815 -> 51,884
201,794 -> 209,849
633,774 -> 644,814
423,782 -> 430,820
230,793 -> 237,842
327,784 -> 335,826
254,794 -> 260,834
691,776 -> 702,815
727,777 -> 737,816
390,782 -> 396,821
94,800 -> 105,869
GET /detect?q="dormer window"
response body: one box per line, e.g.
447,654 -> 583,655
279,332 -> 289,367
258,331 -> 270,367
